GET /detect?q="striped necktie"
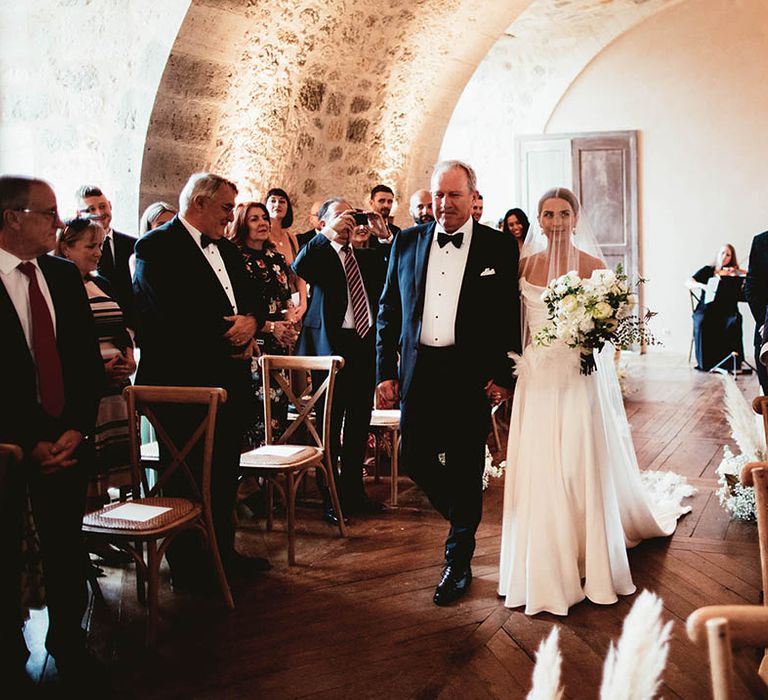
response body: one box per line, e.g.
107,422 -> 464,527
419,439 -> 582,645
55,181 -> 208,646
341,245 -> 370,338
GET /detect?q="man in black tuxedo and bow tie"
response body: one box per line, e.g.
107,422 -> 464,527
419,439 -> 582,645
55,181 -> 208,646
377,160 -> 521,606
75,185 -> 136,328
746,228 -> 768,393
133,172 -> 269,587
293,198 -> 387,518
0,176 -> 104,690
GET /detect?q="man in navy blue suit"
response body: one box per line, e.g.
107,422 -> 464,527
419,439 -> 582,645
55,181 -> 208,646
745,228 -> 768,393
293,197 -> 387,519
0,176 -> 104,690
377,160 -> 521,606
133,172 -> 269,588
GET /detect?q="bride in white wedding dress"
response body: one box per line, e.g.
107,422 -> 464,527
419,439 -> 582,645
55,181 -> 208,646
497,187 -> 693,616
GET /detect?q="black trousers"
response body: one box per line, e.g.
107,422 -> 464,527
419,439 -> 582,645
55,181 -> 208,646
0,450 -> 89,666
155,402 -> 245,576
755,328 -> 768,394
400,346 -> 491,569
313,329 -> 376,504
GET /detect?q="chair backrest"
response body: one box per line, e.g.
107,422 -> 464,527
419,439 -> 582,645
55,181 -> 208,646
687,605 -> 768,699
690,288 -> 702,311
123,385 -> 227,501
259,354 -> 344,451
740,461 -> 768,608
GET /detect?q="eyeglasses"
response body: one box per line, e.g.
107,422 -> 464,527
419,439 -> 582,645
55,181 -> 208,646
12,208 -> 59,223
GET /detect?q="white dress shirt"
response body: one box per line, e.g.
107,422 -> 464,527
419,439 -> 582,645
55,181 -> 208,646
0,247 -> 57,351
419,217 -> 474,347
179,215 -> 238,313
330,240 -> 373,329
103,228 -> 114,260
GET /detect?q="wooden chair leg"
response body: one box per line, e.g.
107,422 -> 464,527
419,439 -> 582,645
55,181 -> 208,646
322,458 -> 347,537
391,430 -> 400,507
206,519 -> 234,610
373,431 -> 380,483
266,481 -> 274,532
287,472 -> 296,566
135,540 -> 146,604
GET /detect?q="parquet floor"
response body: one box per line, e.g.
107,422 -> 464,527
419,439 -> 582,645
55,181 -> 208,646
26,354 -> 768,698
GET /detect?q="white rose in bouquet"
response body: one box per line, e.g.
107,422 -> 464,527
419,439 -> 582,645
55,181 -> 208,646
560,294 -> 579,313
592,301 -> 613,319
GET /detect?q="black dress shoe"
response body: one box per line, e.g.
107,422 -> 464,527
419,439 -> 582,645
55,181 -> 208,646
322,506 -> 350,526
226,551 -> 272,576
433,565 -> 473,606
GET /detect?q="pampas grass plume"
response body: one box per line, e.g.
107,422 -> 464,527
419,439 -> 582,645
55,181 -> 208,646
722,374 -> 765,459
527,627 -> 564,700
600,590 -> 672,700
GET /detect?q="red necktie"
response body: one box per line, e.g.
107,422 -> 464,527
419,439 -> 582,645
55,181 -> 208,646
18,262 -> 65,417
341,245 -> 370,338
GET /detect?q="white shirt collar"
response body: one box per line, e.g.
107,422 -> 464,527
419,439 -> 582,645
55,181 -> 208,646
433,216 -> 473,241
179,215 -> 206,247
0,246 -> 40,276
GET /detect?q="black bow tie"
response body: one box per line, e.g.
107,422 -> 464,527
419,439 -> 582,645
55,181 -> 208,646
437,230 -> 463,249
200,234 -> 218,249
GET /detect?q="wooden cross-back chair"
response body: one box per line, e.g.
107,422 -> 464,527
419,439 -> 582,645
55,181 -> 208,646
369,388 -> 401,506
82,385 -> 233,645
687,605 -> 768,699
240,354 -> 346,565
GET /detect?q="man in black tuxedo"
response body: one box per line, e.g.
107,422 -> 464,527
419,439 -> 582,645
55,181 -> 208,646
377,160 -> 520,606
133,172 -> 268,588
75,185 -> 136,328
745,229 -> 768,393
293,197 -> 387,518
0,176 -> 104,690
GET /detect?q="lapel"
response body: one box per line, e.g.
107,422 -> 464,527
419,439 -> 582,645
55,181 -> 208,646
171,219 -> 237,314
455,221 -> 485,329
0,267 -> 31,360
414,222 -> 435,312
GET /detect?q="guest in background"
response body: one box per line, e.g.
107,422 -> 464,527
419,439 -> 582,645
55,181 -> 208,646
228,201 -> 298,447
471,192 -> 484,222
56,218 -> 135,506
502,207 -> 530,251
265,187 -> 307,321
75,185 -> 136,328
129,201 -> 178,279
687,244 -> 745,371
408,189 -> 434,226
746,228 -> 768,393
297,199 -> 322,250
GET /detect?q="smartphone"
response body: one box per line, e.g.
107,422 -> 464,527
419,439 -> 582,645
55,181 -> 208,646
353,211 -> 369,226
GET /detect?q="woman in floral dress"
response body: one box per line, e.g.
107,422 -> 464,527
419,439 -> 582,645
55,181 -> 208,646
229,202 -> 299,448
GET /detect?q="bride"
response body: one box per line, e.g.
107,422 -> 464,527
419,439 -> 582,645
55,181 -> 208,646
497,187 -> 693,616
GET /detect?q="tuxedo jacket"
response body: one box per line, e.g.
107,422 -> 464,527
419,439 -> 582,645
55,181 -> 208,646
296,229 -> 318,251
98,229 -> 136,327
293,234 -> 386,357
376,220 -> 521,401
0,254 -> 104,450
746,230 -> 768,328
132,217 -> 264,410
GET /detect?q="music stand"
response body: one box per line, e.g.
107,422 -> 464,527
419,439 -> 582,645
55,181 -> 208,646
709,351 -> 756,379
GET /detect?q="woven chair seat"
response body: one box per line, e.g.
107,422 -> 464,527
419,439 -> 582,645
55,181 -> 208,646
370,409 -> 400,427
83,497 -> 199,532
240,445 -> 320,468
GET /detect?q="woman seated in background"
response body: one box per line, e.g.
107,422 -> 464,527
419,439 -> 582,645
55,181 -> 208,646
502,207 -> 530,251
264,187 -> 307,322
129,201 -> 177,277
228,201 -> 299,448
56,218 -> 136,561
686,243 -> 746,371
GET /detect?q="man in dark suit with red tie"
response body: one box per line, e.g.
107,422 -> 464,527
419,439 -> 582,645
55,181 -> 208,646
75,185 -> 136,328
293,198 -> 387,520
377,160 -> 520,606
133,172 -> 269,589
0,176 -> 104,690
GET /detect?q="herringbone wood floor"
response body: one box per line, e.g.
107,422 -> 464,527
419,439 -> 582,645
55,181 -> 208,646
27,354 -> 768,698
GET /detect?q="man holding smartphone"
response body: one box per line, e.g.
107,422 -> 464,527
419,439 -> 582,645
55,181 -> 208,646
292,198 -> 387,520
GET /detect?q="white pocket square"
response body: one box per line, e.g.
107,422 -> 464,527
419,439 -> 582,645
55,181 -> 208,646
480,267 -> 496,277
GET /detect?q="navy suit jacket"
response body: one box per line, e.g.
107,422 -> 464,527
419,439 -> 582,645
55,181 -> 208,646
293,234 -> 386,357
376,220 -> 521,401
0,254 -> 103,450
132,217 -> 264,410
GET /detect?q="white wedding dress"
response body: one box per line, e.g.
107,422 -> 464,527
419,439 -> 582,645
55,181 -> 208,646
497,278 -> 693,616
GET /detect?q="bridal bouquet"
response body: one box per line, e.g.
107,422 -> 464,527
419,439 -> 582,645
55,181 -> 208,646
533,265 -> 657,375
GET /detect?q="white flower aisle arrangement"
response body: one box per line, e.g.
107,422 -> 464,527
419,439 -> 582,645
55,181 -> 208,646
715,374 -> 764,521
534,265 -> 658,375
